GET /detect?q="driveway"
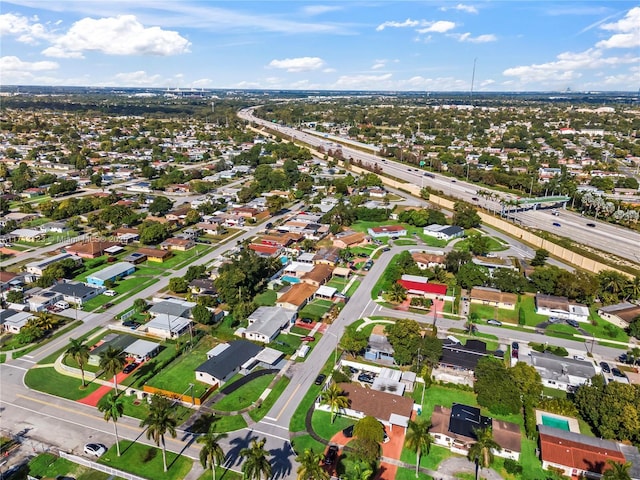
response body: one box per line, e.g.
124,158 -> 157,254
437,457 -> 503,480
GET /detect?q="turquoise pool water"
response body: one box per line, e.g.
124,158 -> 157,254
542,415 -> 570,431
281,275 -> 300,284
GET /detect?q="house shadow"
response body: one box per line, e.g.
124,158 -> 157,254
225,429 -> 257,468
269,441 -> 294,480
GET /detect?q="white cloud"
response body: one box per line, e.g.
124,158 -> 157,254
449,32 -> 497,43
300,5 -> 342,16
416,21 -> 457,34
41,15 -> 191,58
371,60 -> 386,70
322,67 -> 336,73
112,70 -> 163,86
440,4 -> 478,14
268,56 -> 325,72
0,55 -> 58,72
191,78 -> 213,88
333,73 -> 394,89
596,7 -> 640,49
376,19 -> 422,31
0,13 -> 56,44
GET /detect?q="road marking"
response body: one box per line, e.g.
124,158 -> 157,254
274,383 -> 301,421
3,363 -> 28,371
358,299 -> 371,319
259,421 -> 289,430
248,428 -> 290,443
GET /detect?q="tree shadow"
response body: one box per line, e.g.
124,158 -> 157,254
269,440 -> 294,480
225,429 -> 257,468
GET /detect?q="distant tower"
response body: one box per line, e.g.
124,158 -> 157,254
470,58 -> 477,105
211,102 -> 215,113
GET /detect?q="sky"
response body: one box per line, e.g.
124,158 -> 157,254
0,1 -> 639,92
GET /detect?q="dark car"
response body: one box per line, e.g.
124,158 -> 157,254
299,318 -> 313,324
552,222 -> 561,227
301,336 -> 316,342
123,362 -> 138,374
123,320 -> 140,328
612,368 -> 626,379
342,424 -> 354,438
619,353 -> 628,363
382,247 -> 391,252
324,445 -> 339,465
600,362 -> 611,374
314,374 -> 326,386
511,342 -> 519,351
586,223 -> 596,228
566,319 -> 580,328
358,372 -> 374,384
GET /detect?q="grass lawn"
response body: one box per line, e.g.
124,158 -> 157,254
345,280 -> 361,297
197,466 -> 242,480
399,444 -> 457,470
394,239 -> 417,246
370,253 -> 403,299
24,367 -> 101,400
270,332 -> 303,356
99,440 -> 192,480
38,326 -> 104,364
290,359 -> 338,432
299,300 -> 333,320
419,385 -> 477,416
518,295 -> 552,326
581,311 -> 628,342
395,467 -> 433,480
214,374 -> 275,411
249,376 -> 290,422
327,277 -> 349,290
311,410 -> 354,440
28,453 -> 75,478
290,434 -> 326,456
97,392 -> 192,422
469,304 -> 519,324
254,289 -> 277,306
145,346 -> 211,398
211,414 -> 248,432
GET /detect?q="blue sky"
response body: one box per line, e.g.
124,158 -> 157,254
1,1 -> 638,92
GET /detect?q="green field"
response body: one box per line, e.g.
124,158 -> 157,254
24,367 -> 101,400
145,344 -> 212,398
99,440 -> 192,480
299,299 -> 333,320
213,374 -> 275,411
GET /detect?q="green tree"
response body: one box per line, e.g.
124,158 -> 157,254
352,416 -> 383,464
388,282 -> 407,303
148,196 -> 174,216
139,221 -> 171,244
320,383 -> 349,424
296,448 -> 329,480
340,325 -> 368,357
385,319 -> 423,366
531,248 -> 549,267
474,357 -> 521,415
197,425 -> 227,480
192,304 -> 213,324
5,290 -> 24,303
169,277 -> 189,293
99,393 -> 125,456
65,338 -> 90,387
628,315 -> 640,340
602,461 -> 632,480
99,345 -> 126,392
266,195 -> 287,214
404,418 -> 433,477
134,298 -> 148,312
455,263 -> 489,290
452,202 -> 481,229
240,437 -> 272,480
140,395 -> 178,472
510,362 -> 543,402
344,461 -> 374,480
468,428 -> 501,480
467,235 -> 491,256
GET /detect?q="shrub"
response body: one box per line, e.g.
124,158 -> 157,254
504,459 -> 523,475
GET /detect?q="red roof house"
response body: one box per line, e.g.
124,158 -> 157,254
398,279 -> 447,296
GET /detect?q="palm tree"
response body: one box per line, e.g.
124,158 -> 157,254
35,312 -> 56,332
404,418 -> 433,477
344,461 -> 373,480
240,437 -> 272,480
99,345 -> 126,392
198,425 -> 227,480
98,392 -> 124,456
468,428 -> 501,480
320,383 -> 349,424
602,460 -> 632,480
65,337 -> 90,387
296,448 -> 328,480
140,394 -> 177,472
388,283 -> 407,303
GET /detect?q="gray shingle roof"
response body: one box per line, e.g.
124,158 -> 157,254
196,340 -> 262,380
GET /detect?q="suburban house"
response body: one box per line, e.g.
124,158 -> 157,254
49,281 -> 103,306
422,224 -> 465,241
412,252 -> 446,269
195,340 -> 263,387
195,222 -> 222,235
535,294 -> 589,323
315,382 -> 415,433
430,404 -> 521,461
136,248 -> 172,263
538,425 -> 640,479
148,299 -> 195,319
0,309 -> 35,333
10,228 -> 45,242
332,231 -> 369,249
282,262 -> 315,279
125,339 -> 161,363
398,275 -> 447,299
526,351 -> 597,392
28,291 -> 63,312
367,225 -> 407,238
276,283 -> 318,311
160,237 -> 195,251
86,262 -> 136,287
301,264 -> 334,287
364,327 -> 395,364
440,338 -> 504,372
469,287 -> 518,310
145,315 -> 192,339
312,247 -> 341,266
315,285 -> 337,300
65,240 -> 121,259
114,227 -> 140,244
472,256 -> 518,275
248,243 -> 282,258
238,306 -> 296,343
38,221 -> 68,233
598,302 -> 640,329
25,252 -> 82,276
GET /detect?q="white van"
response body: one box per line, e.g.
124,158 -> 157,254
104,290 -> 117,297
55,301 -> 70,310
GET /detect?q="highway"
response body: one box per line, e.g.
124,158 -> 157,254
239,108 -> 640,266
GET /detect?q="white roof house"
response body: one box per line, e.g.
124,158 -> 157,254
241,306 -> 296,344
3,311 -> 35,333
145,315 -> 192,339
124,339 -> 160,361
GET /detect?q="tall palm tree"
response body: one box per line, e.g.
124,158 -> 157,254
198,425 -> 227,480
468,428 -> 501,480
35,312 -> 56,332
388,283 -> 407,303
404,418 -> 433,477
296,448 -> 328,480
65,337 -> 90,387
240,437 -> 272,480
99,345 -> 126,392
140,394 -> 177,472
602,460 -> 632,480
320,383 -> 349,424
98,392 -> 124,456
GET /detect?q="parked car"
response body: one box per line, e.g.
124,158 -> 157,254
324,445 -> 339,465
342,425 -> 354,438
552,222 -> 561,227
84,443 -> 107,457
573,355 -> 585,361
104,290 -> 117,297
619,353 -> 628,363
487,319 -> 502,326
357,372 -> 374,384
548,316 -> 561,324
122,320 -> 140,329
600,362 -> 611,374
612,368 -> 626,379
566,319 -> 580,328
314,374 -> 326,386
382,247 -> 391,252
511,342 -> 519,351
299,318 -> 313,324
301,336 -> 315,342
123,362 -> 139,374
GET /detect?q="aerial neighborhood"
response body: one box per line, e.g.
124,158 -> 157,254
0,89 -> 639,480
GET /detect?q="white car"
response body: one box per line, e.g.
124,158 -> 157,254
84,443 -> 107,457
104,290 -> 117,297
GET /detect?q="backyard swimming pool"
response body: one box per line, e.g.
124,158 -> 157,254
280,275 -> 300,284
541,415 -> 570,431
